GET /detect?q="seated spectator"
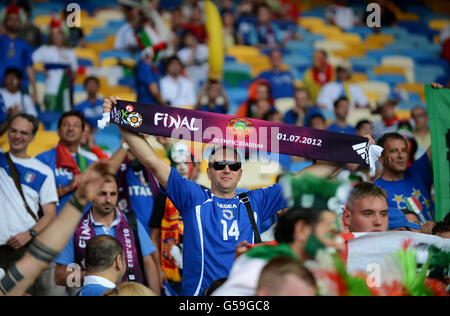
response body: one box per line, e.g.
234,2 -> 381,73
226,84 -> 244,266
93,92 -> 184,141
0,67 -> 36,116
284,87 -> 313,126
160,56 -> 196,107
303,50 -> 335,103
222,10 -> 237,49
355,119 -> 373,137
75,236 -> 126,296
371,99 -> 400,141
235,79 -> 275,119
182,4 -> 207,43
17,2 -> 43,49
114,3 -> 140,51
327,97 -> 356,135
432,221 -> 450,239
326,4 -> 358,30
256,256 -> 317,296
238,3 -> 284,49
0,3 -> 37,104
304,108 -> 327,130
343,182 -> 389,233
374,133 -> 434,223
195,79 -> 229,114
136,47 -> 166,106
32,18 -> 78,112
411,106 -> 431,160
74,76 -> 104,129
258,49 -> 295,100
177,29 -> 209,88
316,65 -> 369,111
54,173 -> 160,295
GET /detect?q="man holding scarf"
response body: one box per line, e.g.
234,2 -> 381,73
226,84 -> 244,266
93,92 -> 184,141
36,111 -> 98,214
101,96 -> 367,296
53,173 -> 160,295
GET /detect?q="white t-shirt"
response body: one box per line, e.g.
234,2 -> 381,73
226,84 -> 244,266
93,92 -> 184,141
0,88 -> 37,116
316,81 -> 369,111
32,45 -> 78,95
0,152 -> 58,245
160,75 -> 197,107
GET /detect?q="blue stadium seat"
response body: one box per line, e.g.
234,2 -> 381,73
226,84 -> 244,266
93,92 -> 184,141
349,57 -> 378,73
373,74 -> 407,89
414,65 -> 446,84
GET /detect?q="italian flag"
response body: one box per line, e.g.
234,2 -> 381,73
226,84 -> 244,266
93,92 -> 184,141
404,196 -> 426,223
24,172 -> 35,183
136,26 -> 166,62
44,64 -> 72,112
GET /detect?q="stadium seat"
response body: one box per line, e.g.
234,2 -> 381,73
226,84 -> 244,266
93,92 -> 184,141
373,74 -> 407,89
349,57 -> 378,74
414,65 -> 446,84
297,16 -> 326,30
373,65 -> 407,77
428,18 -> 450,31
381,56 -> 415,83
357,81 -> 391,103
314,40 -> 346,54
366,34 -> 396,45
74,48 -> 99,67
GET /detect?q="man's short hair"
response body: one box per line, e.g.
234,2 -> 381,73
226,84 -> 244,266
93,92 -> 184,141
377,132 -> 408,149
346,182 -> 387,213
355,119 -> 371,131
83,76 -> 100,88
432,221 -> 450,236
8,113 -> 39,136
257,256 -> 316,293
57,110 -> 86,130
4,67 -> 23,81
208,146 -> 240,163
85,235 -> 124,274
334,96 -> 349,109
274,208 -> 325,243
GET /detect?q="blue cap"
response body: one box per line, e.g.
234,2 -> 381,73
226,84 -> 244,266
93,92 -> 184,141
388,207 -> 421,231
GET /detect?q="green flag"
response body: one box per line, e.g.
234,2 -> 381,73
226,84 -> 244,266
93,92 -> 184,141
425,84 -> 450,222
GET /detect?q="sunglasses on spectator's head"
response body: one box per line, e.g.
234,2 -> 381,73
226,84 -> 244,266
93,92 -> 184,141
209,161 -> 242,171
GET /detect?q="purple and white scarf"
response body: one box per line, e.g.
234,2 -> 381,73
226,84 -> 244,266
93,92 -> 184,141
98,100 -> 382,175
74,209 -> 143,284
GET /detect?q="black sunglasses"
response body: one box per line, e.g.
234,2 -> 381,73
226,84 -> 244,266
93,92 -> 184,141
209,161 -> 242,171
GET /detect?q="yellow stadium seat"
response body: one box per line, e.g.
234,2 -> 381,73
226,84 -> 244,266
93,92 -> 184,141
357,81 -> 391,103
327,33 -> 362,46
396,109 -> 411,120
396,83 -> 426,102
347,108 -> 381,126
33,15 -> 52,30
74,48 -> 99,67
366,34 -> 395,45
373,65 -> 406,76
395,13 -> 420,22
100,57 -> 136,69
95,9 -> 125,22
381,56 -> 415,83
429,19 -> 450,31
314,40 -> 346,54
298,17 -> 326,30
310,25 -> 342,37
332,48 -> 366,59
351,72 -> 369,83
227,46 -> 260,61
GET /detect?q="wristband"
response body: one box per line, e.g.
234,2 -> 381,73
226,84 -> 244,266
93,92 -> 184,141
28,229 -> 37,240
122,142 -> 130,151
68,194 -> 86,213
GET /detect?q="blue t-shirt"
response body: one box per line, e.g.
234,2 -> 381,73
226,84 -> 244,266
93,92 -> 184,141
124,168 -> 156,235
374,153 -> 434,222
327,123 -> 356,135
35,148 -> 96,213
74,99 -> 104,128
55,210 -> 156,267
0,35 -> 33,87
258,70 -> 295,99
166,168 -> 287,296
136,60 -> 160,105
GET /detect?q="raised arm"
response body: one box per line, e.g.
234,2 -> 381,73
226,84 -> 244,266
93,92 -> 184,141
0,162 -> 112,296
103,97 -> 171,189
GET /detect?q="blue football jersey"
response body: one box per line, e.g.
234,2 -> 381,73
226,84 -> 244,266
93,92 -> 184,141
166,168 -> 287,296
